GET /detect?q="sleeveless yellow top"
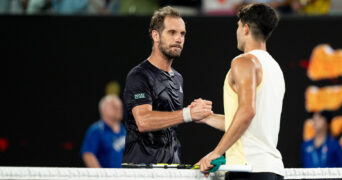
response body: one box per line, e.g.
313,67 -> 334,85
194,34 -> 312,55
223,70 -> 246,165
223,50 -> 285,175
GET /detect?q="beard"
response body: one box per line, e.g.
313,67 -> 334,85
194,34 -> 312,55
158,39 -> 183,60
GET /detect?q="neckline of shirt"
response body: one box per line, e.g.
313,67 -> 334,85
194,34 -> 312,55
145,59 -> 175,77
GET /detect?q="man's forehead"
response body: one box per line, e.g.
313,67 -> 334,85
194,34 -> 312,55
163,16 -> 185,29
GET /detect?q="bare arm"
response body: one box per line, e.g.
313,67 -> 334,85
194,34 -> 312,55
197,114 -> 225,131
133,104 -> 183,132
212,56 -> 257,156
196,56 -> 258,175
132,99 -> 213,132
82,152 -> 101,168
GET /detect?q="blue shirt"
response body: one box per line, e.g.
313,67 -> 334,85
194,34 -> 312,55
81,120 -> 126,168
301,135 -> 342,168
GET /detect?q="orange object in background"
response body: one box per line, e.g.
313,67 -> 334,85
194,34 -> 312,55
306,85 -> 342,112
303,119 -> 315,141
307,44 -> 342,80
330,116 -> 342,147
331,116 -> 342,137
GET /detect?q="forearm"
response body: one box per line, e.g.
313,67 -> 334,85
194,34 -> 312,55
134,99 -> 212,132
212,107 -> 255,156
136,110 -> 184,132
83,153 -> 101,168
204,114 -> 225,131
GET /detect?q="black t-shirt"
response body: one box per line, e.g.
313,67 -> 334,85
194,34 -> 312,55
122,60 -> 184,164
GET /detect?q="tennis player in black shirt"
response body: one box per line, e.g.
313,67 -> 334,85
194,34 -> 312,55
123,6 -> 213,164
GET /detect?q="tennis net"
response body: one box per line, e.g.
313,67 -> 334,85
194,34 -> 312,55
1,167 -> 342,180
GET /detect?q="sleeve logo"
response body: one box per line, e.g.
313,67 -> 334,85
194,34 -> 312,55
134,93 -> 146,99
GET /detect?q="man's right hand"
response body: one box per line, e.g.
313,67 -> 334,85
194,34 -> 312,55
190,98 -> 213,121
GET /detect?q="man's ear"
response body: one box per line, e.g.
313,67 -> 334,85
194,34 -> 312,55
152,30 -> 160,43
243,23 -> 250,36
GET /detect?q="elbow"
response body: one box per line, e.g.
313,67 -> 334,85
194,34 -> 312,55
247,107 -> 256,119
132,105 -> 154,133
135,117 -> 148,133
82,152 -> 94,163
242,106 -> 256,125
137,124 -> 147,133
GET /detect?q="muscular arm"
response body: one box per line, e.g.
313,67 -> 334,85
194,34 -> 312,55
212,56 -> 257,156
132,104 -> 184,132
82,152 -> 101,168
133,100 -> 213,132
199,114 -> 225,131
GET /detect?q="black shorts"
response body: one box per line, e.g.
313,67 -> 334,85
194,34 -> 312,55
225,172 -> 284,180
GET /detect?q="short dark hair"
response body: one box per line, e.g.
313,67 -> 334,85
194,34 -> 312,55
237,3 -> 279,41
149,6 -> 181,40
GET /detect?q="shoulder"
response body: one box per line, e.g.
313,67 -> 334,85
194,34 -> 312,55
127,63 -> 150,79
125,64 -> 154,87
120,123 -> 126,134
172,69 -> 183,80
172,68 -> 182,77
328,136 -> 340,147
229,54 -> 258,79
125,64 -> 155,92
87,120 -> 105,134
231,54 -> 257,68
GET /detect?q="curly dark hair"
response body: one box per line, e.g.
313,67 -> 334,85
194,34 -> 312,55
237,3 -> 279,41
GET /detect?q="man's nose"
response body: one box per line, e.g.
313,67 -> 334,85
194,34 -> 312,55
175,34 -> 182,43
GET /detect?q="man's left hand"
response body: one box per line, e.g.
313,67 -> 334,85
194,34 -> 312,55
195,152 -> 221,177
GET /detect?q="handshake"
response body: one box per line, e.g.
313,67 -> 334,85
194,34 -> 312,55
183,98 -> 213,123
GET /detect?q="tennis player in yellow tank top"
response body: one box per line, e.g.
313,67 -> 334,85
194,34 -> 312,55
195,3 -> 285,180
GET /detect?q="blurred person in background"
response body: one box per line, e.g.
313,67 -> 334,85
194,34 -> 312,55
0,0 -> 27,14
202,0 -> 295,16
244,0 -> 286,9
88,0 -> 120,15
291,0 -> 331,15
119,0 -> 159,15
301,111 -> 342,168
202,0 -> 243,15
80,95 -> 126,168
160,0 -> 201,16
329,0 -> 342,15
0,0 -> 12,13
27,0 -> 121,15
244,0 -> 297,14
240,0 -> 332,15
26,0 -> 53,14
51,0 -> 88,14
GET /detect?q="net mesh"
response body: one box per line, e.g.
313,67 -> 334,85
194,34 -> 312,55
1,167 -> 342,180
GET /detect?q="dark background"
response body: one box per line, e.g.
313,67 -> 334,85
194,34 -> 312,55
1,15 -> 342,167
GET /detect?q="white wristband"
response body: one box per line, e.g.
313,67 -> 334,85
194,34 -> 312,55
183,107 -> 192,123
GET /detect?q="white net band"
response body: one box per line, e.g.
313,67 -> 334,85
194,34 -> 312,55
285,168 -> 342,179
1,167 -> 342,180
1,167 -> 213,180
